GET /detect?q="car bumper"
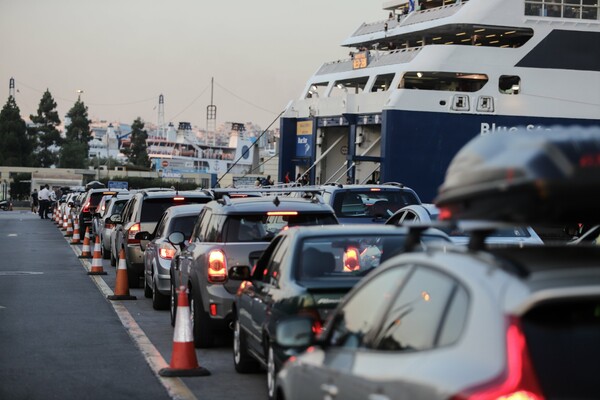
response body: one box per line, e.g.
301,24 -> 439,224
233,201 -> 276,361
126,243 -> 144,273
204,284 -> 235,326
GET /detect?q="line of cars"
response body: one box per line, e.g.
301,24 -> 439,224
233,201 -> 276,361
61,127 -> 600,400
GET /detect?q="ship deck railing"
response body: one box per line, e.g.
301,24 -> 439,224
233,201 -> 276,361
316,47 -> 422,76
350,1 -> 467,39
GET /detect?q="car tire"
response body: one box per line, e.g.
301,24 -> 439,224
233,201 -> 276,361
190,289 -> 214,348
170,280 -> 177,327
144,273 -> 152,298
126,257 -> 141,289
266,341 -> 277,400
233,311 -> 260,373
110,250 -> 116,267
152,278 -> 169,310
102,240 -> 110,260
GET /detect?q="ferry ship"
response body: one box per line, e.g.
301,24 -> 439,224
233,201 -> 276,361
278,0 -> 600,201
147,122 -> 255,178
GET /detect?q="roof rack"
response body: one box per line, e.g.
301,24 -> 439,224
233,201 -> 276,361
382,182 -> 405,188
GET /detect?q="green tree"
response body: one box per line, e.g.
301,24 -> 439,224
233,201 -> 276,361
123,117 -> 149,168
60,98 -> 91,168
29,89 -> 62,167
0,96 -> 32,166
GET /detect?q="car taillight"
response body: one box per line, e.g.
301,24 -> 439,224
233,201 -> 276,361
450,317 -> 545,400
159,243 -> 176,260
82,200 -> 91,213
127,223 -> 141,244
299,308 -> 323,336
343,247 -> 360,272
207,249 -> 227,283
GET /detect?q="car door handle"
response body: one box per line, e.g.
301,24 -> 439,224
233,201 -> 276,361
320,383 -> 338,397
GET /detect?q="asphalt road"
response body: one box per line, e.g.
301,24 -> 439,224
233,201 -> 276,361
0,211 -> 267,400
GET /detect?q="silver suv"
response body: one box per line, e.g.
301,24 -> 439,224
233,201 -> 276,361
170,195 -> 339,348
111,190 -> 212,288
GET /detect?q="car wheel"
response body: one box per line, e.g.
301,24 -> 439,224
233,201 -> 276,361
170,281 -> 177,327
233,312 -> 260,373
190,289 -> 214,348
143,273 -> 152,298
110,250 -> 116,267
102,239 -> 110,260
152,278 -> 169,310
266,342 -> 277,400
126,257 -> 140,289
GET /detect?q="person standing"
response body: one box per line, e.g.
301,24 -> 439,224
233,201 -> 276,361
38,185 -> 51,219
31,189 -> 39,214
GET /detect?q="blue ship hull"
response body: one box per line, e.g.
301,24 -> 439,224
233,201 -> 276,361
279,111 -> 600,202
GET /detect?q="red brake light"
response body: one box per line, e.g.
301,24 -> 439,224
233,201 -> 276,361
369,188 -> 381,191
450,317 -> 545,400
173,196 -> 185,201
299,308 -> 323,336
159,244 -> 176,260
82,200 -> 91,213
209,303 -> 217,316
127,223 -> 141,243
439,207 -> 453,221
343,247 -> 360,272
207,249 -> 227,283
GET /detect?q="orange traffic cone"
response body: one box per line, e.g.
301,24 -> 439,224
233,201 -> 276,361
79,227 -> 92,259
107,249 -> 136,300
70,217 -> 81,244
159,286 -> 210,377
61,213 -> 68,231
65,216 -> 74,237
54,208 -> 61,225
87,235 -> 107,275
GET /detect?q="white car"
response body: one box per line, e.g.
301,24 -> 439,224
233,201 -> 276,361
386,204 -> 544,245
275,238 -> 600,400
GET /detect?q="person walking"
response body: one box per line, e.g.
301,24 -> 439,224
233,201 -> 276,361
31,189 -> 39,214
38,185 -> 51,219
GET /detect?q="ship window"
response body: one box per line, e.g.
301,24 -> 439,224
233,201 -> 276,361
499,75 -> 521,95
305,82 -> 327,99
371,74 -> 395,92
399,72 -> 488,92
525,0 -> 599,20
332,77 -> 369,96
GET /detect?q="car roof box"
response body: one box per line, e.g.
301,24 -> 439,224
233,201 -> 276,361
435,126 -> 600,224
85,180 -> 106,190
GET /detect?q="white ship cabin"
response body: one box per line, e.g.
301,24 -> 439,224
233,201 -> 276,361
279,0 -> 600,201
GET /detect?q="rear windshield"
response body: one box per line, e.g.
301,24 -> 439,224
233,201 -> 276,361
110,200 -> 128,216
141,197 -> 210,222
333,190 -> 419,219
224,213 -> 337,243
296,234 -> 448,282
522,298 -> 600,398
169,215 -> 198,239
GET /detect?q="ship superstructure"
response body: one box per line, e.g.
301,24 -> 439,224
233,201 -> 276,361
279,0 -> 600,200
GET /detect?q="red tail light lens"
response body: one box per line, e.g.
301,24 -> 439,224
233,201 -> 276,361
159,243 -> 176,260
207,249 -> 227,283
450,317 -> 545,400
343,247 -> 360,272
127,223 -> 141,244
439,207 -> 452,221
299,308 -> 323,336
82,200 -> 91,213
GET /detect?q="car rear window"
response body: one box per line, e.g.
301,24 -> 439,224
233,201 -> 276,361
223,212 -> 338,243
333,190 -> 419,218
296,234 -> 447,283
141,197 -> 210,222
169,215 -> 198,239
521,298 -> 600,398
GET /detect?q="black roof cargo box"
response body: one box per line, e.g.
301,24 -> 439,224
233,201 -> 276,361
435,126 -> 600,224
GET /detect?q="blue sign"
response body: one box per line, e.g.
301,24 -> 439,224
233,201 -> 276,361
108,181 -> 129,190
296,133 -> 313,157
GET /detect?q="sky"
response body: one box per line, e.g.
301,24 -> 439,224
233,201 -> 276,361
0,0 -> 386,130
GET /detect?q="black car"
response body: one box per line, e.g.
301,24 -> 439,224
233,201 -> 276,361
228,224 -> 451,399
77,188 -> 128,236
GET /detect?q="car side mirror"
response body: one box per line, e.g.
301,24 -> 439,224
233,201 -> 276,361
275,316 -> 315,348
109,214 -> 122,224
228,265 -> 251,281
135,231 -> 152,251
167,231 -> 186,249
